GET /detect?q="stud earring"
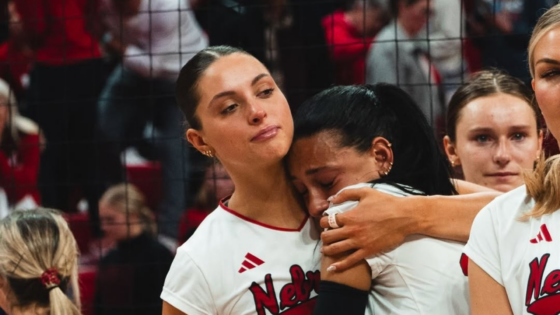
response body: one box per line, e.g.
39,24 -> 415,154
203,150 -> 214,158
451,160 -> 455,167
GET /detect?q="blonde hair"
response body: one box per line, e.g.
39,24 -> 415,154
524,3 -> 560,218
0,208 -> 81,315
0,78 -> 39,146
100,183 -> 156,235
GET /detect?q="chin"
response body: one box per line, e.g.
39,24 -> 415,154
491,182 -> 523,193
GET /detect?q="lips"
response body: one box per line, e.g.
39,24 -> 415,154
486,172 -> 518,177
251,126 -> 279,142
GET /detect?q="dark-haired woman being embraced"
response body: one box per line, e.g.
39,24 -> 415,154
0,208 -> 81,315
444,69 -> 543,192
289,84 -> 469,315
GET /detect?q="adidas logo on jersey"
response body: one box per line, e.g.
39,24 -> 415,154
238,253 -> 265,273
530,224 -> 553,244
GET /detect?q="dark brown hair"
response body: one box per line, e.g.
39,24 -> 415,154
446,69 -> 541,143
176,46 -> 250,130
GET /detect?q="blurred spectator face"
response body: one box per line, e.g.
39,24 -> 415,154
348,3 -> 389,37
99,202 -> 142,242
205,164 -> 234,204
399,0 -> 433,36
532,26 -> 560,143
111,0 -> 141,17
444,93 -> 542,192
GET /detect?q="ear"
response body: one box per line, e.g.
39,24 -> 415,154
370,137 -> 394,167
531,78 -> 535,91
186,128 -> 214,156
443,135 -> 461,166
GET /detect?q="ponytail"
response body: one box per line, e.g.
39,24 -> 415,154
0,209 -> 81,314
523,155 -> 560,218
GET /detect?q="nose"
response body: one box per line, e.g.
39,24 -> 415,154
493,138 -> 512,166
248,101 -> 267,125
307,190 -> 330,218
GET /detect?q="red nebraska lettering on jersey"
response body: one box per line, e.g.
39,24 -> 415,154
525,253 -> 560,315
249,265 -> 320,315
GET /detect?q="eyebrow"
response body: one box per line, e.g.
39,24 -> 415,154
209,73 -> 270,104
468,125 -> 532,133
535,58 -> 560,66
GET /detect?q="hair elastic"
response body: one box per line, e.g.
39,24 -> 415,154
41,268 -> 60,290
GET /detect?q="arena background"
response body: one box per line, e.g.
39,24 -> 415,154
0,0 -> 558,314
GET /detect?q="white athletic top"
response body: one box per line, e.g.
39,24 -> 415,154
161,200 -> 321,315
325,183 -> 469,315
464,185 -> 560,315
101,0 -> 208,80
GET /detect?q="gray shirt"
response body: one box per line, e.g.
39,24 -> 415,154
366,21 -> 444,125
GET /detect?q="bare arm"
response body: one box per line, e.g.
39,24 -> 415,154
321,252 -> 371,290
319,188 -> 500,271
162,302 -> 187,315
469,259 -> 513,315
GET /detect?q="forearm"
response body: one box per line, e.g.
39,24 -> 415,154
412,192 -> 500,242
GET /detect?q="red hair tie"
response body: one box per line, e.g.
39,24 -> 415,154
40,268 -> 60,290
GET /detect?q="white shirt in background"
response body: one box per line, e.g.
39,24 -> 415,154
101,0 -> 208,80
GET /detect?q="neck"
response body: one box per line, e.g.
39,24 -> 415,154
398,17 -> 417,37
227,162 -> 306,229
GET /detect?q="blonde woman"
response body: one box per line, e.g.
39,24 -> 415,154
96,183 -> 173,315
0,208 -> 81,315
465,4 -> 560,314
0,78 -> 40,207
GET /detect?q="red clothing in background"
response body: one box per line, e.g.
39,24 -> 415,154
177,207 -> 212,245
14,0 -> 100,65
0,40 -> 32,96
0,133 -> 40,204
322,10 -> 373,85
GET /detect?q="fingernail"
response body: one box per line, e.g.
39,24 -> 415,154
327,265 -> 337,272
320,247 -> 323,253
327,196 -> 334,202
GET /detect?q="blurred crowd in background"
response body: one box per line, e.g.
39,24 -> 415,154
0,0 -> 557,313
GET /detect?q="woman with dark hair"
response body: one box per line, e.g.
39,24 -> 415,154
289,84 -> 469,315
444,69 -> 543,192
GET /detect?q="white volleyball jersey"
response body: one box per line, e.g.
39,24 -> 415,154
161,200 -> 321,315
325,183 -> 470,315
464,185 -> 560,315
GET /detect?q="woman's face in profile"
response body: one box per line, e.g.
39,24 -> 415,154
532,26 -> 560,143
288,131 -> 380,217
445,93 -> 542,192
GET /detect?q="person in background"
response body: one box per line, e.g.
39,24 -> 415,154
177,162 -> 234,244
443,69 -> 543,192
211,0 -> 334,110
465,4 -> 560,314
322,0 -> 390,85
366,0 -> 444,128
0,208 -> 82,315
95,183 -> 173,315
429,0 -> 467,101
0,78 -> 39,208
97,0 -> 208,241
13,0 -> 108,235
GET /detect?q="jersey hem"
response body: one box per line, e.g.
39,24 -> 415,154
463,245 -> 504,286
161,288 -> 211,315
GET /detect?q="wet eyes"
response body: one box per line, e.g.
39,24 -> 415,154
540,69 -> 560,79
511,133 -> 526,141
475,135 -> 489,143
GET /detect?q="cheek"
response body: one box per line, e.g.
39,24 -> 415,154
510,141 -> 539,168
455,143 -> 490,174
535,81 -> 560,118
